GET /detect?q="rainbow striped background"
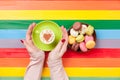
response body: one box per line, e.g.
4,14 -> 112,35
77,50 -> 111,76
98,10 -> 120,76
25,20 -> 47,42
0,0 -> 120,80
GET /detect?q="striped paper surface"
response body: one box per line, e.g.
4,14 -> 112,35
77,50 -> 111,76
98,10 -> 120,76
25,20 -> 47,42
0,0 -> 120,80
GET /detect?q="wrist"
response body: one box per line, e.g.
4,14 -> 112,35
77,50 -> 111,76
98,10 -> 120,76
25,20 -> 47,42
48,53 -> 61,61
29,51 -> 45,61
47,58 -> 63,68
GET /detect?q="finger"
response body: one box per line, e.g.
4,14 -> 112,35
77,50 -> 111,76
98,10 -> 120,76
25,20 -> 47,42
21,40 -> 35,54
23,39 -> 37,51
59,42 -> 67,57
26,23 -> 36,42
61,27 -> 68,46
53,26 -> 64,51
61,26 -> 68,41
61,26 -> 66,38
59,27 -> 68,57
28,40 -> 35,47
21,39 -> 29,49
54,40 -> 64,52
59,44 -> 67,57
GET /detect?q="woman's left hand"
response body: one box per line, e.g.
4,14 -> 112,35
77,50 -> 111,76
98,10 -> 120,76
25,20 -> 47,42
48,26 -> 68,61
47,26 -> 69,80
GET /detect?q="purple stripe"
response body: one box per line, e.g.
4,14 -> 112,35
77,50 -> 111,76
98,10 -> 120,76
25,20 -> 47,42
0,39 -> 120,48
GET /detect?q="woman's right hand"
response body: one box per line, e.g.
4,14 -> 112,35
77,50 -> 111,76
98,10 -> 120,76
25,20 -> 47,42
23,23 -> 45,80
21,23 -> 45,60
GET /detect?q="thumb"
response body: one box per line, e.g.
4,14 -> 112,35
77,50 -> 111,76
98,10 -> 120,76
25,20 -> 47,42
54,39 -> 65,52
59,44 -> 67,57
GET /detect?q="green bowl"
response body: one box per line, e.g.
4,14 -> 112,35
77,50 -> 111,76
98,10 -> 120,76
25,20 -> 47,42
32,21 -> 62,51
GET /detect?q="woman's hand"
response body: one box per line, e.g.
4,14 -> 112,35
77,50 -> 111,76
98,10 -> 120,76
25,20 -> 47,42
21,23 -> 45,59
48,26 -> 68,61
47,26 -> 69,80
23,23 -> 45,80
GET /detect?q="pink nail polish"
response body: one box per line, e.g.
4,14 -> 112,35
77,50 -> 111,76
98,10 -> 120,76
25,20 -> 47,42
20,40 -> 23,43
61,39 -> 65,43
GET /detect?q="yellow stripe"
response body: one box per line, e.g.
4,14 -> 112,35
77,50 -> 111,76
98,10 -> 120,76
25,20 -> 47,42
0,10 -> 120,20
0,67 -> 120,77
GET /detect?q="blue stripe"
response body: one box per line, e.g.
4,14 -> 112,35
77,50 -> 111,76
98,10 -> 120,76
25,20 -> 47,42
0,30 -> 26,39
0,30 -> 119,39
96,30 -> 120,39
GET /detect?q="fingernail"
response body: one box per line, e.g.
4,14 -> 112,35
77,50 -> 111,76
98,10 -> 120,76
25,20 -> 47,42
32,22 -> 36,26
33,22 -> 36,24
62,25 -> 64,27
20,40 -> 23,43
61,39 -> 65,43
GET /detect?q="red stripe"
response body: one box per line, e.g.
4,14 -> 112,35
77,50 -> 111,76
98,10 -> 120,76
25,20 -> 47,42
0,48 -> 120,58
0,58 -> 120,67
1,0 -> 119,1
0,1 -> 120,10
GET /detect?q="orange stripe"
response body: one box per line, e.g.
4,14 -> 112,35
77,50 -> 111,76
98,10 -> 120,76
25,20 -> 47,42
1,0 -> 119,1
0,58 -> 120,67
0,1 -> 120,10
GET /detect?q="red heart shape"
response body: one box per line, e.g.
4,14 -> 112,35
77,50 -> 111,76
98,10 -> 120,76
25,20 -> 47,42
43,33 -> 51,41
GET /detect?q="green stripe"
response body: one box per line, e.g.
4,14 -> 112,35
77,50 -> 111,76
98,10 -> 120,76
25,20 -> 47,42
0,20 -> 120,29
0,77 -> 120,80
